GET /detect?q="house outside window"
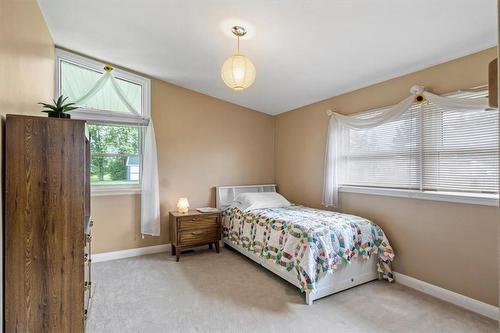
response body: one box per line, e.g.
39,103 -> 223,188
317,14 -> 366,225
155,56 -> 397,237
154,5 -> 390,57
126,156 -> 141,181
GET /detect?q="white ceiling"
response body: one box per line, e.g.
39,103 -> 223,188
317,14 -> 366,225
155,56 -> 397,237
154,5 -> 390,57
38,0 -> 497,115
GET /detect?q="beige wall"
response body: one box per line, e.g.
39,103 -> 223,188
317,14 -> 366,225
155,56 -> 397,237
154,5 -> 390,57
91,80 -> 275,253
275,47 -> 499,306
0,0 -> 54,115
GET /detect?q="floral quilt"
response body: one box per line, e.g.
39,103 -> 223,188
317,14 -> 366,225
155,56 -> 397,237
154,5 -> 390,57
222,205 -> 394,291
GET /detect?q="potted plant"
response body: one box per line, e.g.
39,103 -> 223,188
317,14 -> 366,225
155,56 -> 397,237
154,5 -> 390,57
38,95 -> 78,119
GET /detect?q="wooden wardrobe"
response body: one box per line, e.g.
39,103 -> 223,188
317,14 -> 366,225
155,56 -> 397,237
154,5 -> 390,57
4,115 -> 93,332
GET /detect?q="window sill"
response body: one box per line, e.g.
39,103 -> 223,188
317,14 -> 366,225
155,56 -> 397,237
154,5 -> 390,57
338,186 -> 499,207
91,185 -> 141,197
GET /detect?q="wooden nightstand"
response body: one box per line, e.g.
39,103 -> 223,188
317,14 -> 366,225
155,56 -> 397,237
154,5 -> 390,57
169,210 -> 221,262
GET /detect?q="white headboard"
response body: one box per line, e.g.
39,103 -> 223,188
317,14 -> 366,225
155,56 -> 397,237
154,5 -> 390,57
216,184 -> 277,211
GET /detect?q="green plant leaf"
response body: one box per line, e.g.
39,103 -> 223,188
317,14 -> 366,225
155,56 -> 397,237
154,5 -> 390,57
38,103 -> 58,111
40,95 -> 75,114
61,102 -> 76,108
56,95 -> 63,106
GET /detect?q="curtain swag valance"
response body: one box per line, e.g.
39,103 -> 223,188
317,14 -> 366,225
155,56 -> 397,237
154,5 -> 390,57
71,68 -> 161,236
322,85 -> 491,208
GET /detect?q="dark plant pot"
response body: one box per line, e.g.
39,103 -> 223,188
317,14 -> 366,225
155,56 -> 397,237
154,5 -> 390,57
48,112 -> 71,119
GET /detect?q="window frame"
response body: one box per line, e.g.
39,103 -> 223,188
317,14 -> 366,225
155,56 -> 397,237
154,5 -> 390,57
55,49 -> 151,196
338,87 -> 499,207
86,122 -> 144,195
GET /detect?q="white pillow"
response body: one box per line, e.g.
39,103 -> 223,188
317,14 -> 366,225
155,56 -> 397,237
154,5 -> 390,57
232,192 -> 291,211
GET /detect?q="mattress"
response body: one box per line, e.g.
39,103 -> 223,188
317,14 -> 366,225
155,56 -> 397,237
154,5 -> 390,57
222,205 -> 394,291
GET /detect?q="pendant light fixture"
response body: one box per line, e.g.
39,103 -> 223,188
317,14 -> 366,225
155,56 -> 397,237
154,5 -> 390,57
221,26 -> 256,91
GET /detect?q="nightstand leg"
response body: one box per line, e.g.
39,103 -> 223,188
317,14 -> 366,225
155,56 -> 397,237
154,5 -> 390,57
215,241 -> 220,253
176,248 -> 180,262
172,245 -> 176,256
208,244 -> 213,250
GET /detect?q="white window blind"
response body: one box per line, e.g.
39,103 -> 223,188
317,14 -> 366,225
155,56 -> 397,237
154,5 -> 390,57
341,88 -> 498,195
422,90 -> 498,194
343,105 -> 421,189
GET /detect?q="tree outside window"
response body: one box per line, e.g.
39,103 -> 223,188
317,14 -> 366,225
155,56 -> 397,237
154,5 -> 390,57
88,124 -> 141,186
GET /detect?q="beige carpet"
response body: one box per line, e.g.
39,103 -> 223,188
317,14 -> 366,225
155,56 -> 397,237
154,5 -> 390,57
87,247 -> 497,333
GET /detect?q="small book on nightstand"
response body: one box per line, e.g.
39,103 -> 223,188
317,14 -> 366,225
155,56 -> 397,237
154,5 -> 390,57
196,207 -> 219,213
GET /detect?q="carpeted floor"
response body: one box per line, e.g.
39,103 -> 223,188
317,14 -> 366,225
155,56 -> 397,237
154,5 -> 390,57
87,247 -> 497,333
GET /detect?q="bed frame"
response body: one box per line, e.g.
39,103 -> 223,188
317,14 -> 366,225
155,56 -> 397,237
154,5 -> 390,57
215,184 -> 379,305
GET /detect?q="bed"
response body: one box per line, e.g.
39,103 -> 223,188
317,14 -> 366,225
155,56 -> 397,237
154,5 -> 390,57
216,184 -> 395,305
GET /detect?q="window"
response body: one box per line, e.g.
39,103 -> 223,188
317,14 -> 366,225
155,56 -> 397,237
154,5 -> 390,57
88,124 -> 142,186
340,88 -> 498,204
55,49 -> 151,195
344,104 -> 420,189
60,60 -> 143,115
422,90 -> 498,194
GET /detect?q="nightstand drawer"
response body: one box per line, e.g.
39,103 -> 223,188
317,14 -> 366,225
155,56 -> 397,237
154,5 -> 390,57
179,229 -> 218,246
179,216 -> 218,230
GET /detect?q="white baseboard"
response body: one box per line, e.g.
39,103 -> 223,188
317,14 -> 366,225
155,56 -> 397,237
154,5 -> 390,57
394,272 -> 499,321
92,244 -> 171,263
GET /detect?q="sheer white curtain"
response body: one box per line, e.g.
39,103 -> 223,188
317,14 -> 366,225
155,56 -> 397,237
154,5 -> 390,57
62,61 -> 142,114
141,122 -> 161,236
322,85 -> 490,208
69,69 -> 161,236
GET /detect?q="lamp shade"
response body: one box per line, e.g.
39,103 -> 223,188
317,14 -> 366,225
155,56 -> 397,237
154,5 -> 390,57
221,54 -> 256,91
177,197 -> 189,214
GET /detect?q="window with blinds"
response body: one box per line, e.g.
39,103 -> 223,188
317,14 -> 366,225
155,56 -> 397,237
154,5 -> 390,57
341,88 -> 499,196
